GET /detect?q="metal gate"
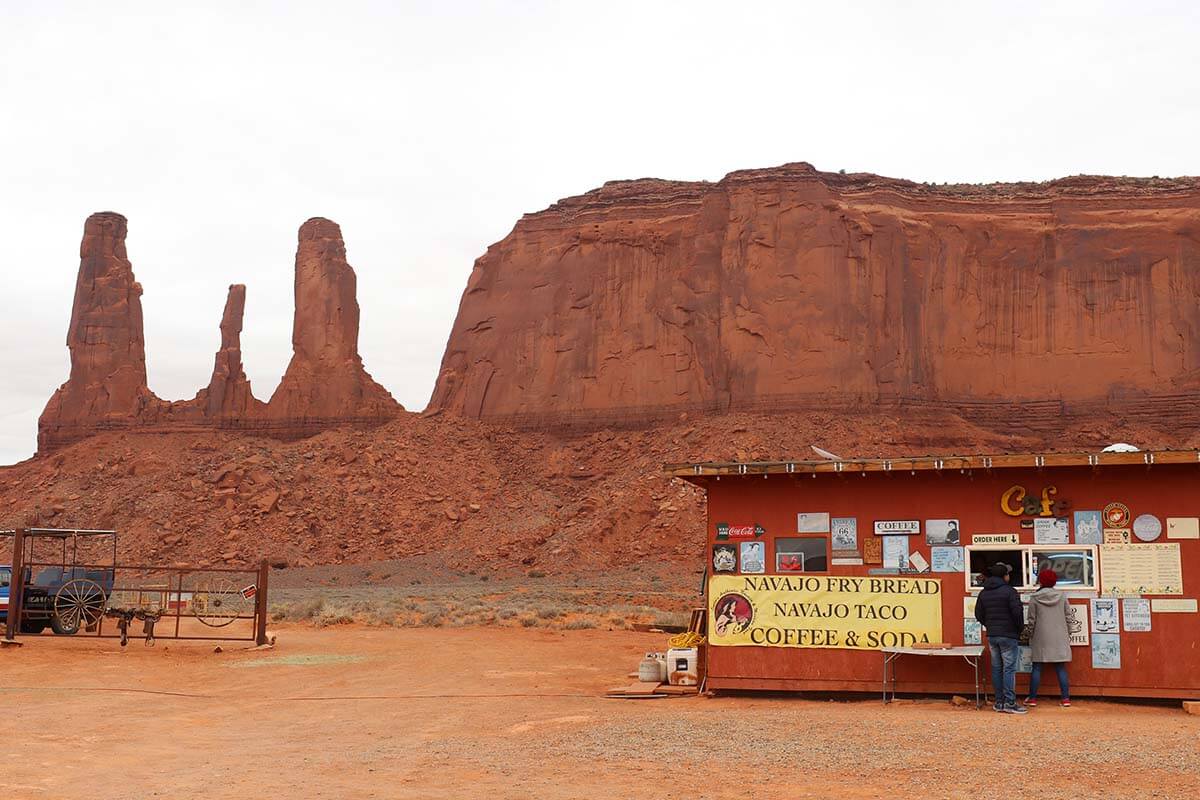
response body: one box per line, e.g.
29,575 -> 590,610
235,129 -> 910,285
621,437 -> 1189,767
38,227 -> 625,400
3,528 -> 269,646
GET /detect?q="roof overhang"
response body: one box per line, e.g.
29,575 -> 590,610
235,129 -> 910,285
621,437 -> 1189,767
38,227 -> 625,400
665,449 -> 1200,484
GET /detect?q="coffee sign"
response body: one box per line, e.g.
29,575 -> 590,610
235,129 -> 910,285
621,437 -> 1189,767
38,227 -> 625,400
874,520 -> 920,536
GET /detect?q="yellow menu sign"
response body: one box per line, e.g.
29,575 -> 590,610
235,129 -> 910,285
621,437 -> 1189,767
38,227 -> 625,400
1100,543 -> 1183,596
709,574 -> 942,650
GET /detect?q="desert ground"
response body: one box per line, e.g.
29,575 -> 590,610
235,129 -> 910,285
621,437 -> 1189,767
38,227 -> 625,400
3,622 -> 1198,800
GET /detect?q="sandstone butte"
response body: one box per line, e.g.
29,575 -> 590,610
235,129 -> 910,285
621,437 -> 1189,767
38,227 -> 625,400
37,214 -> 401,452
429,162 -> 1200,435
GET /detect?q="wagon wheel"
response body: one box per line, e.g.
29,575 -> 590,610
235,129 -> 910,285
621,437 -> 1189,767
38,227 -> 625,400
192,577 -> 250,628
54,579 -> 108,633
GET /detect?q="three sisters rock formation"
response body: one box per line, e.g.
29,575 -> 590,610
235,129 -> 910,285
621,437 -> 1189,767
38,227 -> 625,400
37,214 -> 400,451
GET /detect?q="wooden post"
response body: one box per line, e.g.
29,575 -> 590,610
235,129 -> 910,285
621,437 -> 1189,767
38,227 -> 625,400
4,529 -> 27,641
254,559 -> 269,646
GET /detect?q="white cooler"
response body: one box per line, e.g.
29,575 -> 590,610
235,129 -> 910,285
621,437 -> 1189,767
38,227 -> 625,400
666,647 -> 699,686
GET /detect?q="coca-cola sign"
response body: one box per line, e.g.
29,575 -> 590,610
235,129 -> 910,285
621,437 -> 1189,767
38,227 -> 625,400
715,522 -> 766,540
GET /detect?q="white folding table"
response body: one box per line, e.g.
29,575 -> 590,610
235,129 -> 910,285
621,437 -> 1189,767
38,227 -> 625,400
882,645 -> 985,709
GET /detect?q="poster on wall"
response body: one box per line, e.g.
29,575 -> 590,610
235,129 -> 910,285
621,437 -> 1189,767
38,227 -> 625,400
963,618 -> 982,645
925,519 -> 961,545
1091,633 -> 1121,669
931,546 -> 965,572
882,536 -> 909,569
1091,598 -> 1120,633
863,536 -> 882,565
1167,517 -> 1200,539
1067,603 -> 1090,646
963,596 -> 977,617
712,544 -> 737,574
831,517 -> 858,552
1123,598 -> 1151,632
1100,543 -> 1183,595
1074,511 -> 1103,545
797,512 -> 830,533
739,541 -> 766,574
1104,529 -> 1131,544
1017,645 -> 1033,674
1034,517 -> 1071,544
908,552 -> 930,572
707,574 -> 943,650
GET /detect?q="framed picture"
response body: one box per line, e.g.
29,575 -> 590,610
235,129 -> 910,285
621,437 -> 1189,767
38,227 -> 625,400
797,512 -> 830,533
739,541 -> 766,574
776,537 -> 828,573
925,519 -> 961,545
712,544 -> 737,574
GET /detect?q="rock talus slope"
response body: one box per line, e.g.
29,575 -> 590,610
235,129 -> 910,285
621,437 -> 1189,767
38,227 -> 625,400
430,163 -> 1200,429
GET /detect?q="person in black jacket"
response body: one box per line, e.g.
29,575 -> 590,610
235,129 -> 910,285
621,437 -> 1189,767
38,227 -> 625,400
974,563 -> 1028,714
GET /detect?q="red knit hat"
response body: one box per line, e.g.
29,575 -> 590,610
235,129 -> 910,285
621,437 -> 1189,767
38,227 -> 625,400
1038,569 -> 1058,588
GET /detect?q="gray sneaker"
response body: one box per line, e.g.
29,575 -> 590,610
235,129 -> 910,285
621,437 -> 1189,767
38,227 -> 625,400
1002,704 -> 1029,715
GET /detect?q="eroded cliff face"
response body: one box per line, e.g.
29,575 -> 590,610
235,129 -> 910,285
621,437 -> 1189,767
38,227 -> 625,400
430,163 -> 1200,426
38,215 -> 399,452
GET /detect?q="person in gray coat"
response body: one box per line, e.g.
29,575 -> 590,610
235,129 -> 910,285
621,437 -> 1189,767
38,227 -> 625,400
1025,569 -> 1073,707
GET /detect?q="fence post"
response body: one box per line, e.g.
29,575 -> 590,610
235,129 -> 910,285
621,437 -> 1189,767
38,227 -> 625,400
5,529 -> 27,641
255,559 -> 269,646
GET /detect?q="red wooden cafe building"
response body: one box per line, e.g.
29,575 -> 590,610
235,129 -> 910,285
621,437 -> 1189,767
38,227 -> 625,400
667,450 -> 1200,700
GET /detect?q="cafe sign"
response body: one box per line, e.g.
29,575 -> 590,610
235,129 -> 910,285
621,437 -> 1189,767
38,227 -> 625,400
873,520 -> 920,536
1001,485 -> 1071,518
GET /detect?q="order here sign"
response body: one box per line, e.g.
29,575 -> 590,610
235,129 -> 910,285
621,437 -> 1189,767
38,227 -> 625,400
708,575 -> 943,650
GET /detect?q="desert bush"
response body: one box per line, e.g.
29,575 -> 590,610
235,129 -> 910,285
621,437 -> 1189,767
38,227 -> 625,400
419,609 -> 446,627
564,618 -> 596,630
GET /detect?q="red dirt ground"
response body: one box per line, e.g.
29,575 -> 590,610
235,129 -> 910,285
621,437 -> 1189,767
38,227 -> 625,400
3,626 -> 1198,800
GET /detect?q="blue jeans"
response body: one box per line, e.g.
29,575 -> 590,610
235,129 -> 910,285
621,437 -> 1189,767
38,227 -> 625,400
988,636 -> 1019,708
1029,662 -> 1070,700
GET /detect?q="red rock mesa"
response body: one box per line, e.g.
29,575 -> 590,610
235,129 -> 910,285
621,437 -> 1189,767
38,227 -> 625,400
429,163 -> 1200,430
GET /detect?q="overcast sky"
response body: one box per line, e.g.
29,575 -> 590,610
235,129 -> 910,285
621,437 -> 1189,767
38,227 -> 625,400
1,1 -> 1197,465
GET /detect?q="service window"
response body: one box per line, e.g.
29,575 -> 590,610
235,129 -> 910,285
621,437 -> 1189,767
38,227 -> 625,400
1030,547 -> 1097,591
966,547 -> 1027,591
776,537 -> 828,573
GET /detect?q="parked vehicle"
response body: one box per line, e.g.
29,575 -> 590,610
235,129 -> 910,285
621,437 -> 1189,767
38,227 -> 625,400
3,565 -> 115,635
0,565 -> 11,626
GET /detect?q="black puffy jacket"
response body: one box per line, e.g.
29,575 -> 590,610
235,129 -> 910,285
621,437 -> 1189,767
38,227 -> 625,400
974,576 -> 1023,640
